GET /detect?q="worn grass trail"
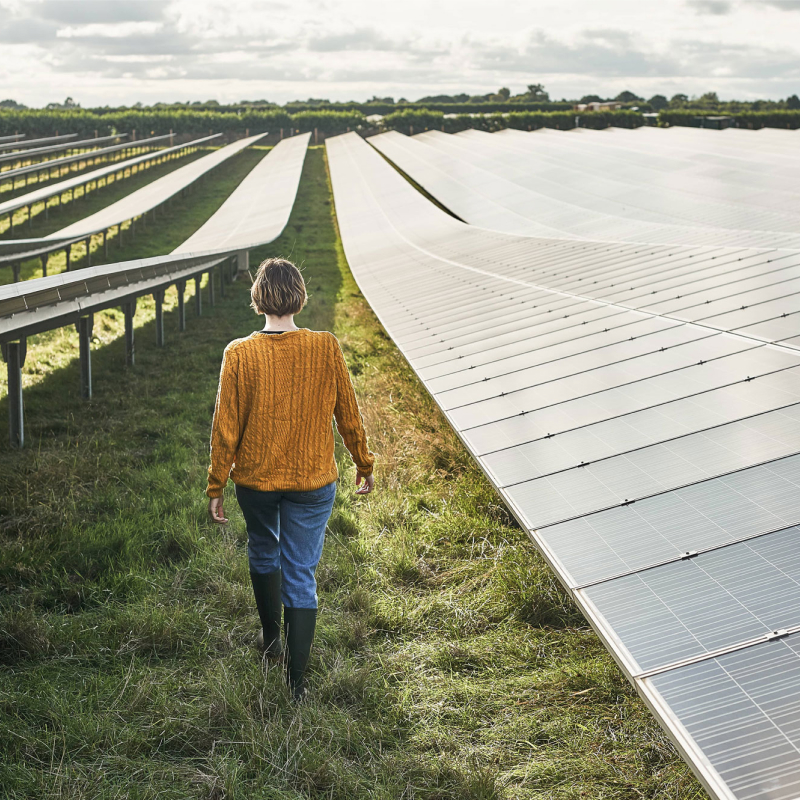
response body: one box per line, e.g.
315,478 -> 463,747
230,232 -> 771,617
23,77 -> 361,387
0,147 -> 706,799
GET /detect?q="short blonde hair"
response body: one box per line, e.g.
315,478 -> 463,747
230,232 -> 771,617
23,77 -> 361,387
250,258 -> 307,316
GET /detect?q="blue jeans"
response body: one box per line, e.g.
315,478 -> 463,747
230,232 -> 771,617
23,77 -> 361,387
234,481 -> 337,609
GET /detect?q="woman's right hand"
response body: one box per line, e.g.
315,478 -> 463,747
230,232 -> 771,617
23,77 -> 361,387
356,471 -> 374,495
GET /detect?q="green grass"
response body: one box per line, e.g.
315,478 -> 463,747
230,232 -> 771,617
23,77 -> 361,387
0,147 -> 707,799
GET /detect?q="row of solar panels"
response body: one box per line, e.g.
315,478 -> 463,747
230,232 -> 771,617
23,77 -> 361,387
326,129 -> 800,800
0,134 -> 220,222
1,132 -> 310,334
1,133 -> 311,448
0,132 -> 274,265
370,127 -> 800,249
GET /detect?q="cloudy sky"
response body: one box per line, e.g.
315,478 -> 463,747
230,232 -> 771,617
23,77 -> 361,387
1,0 -> 799,107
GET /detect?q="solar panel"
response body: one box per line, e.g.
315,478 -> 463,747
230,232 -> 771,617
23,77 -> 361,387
583,525 -> 800,672
326,130 -> 800,800
174,134 -> 310,254
647,635 -> 800,800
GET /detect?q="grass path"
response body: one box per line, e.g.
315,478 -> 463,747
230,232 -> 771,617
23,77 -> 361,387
0,147 -> 706,799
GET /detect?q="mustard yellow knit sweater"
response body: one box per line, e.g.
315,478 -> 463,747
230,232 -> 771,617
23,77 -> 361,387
206,329 -> 375,498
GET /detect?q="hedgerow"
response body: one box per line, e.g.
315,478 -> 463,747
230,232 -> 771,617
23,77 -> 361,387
0,108 -> 366,138
381,108 -> 644,134
659,109 -> 800,129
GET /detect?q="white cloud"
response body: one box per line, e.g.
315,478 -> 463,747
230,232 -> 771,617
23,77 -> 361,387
0,0 -> 798,106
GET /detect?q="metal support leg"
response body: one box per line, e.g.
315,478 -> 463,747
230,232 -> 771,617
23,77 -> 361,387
103,230 -> 108,258
236,249 -> 249,277
195,275 -> 202,316
208,270 -> 215,307
12,264 -> 20,282
2,339 -> 26,448
85,236 -> 91,267
124,300 -> 136,366
65,245 -> 72,271
77,315 -> 93,399
41,253 -> 47,277
219,264 -> 225,298
154,289 -> 165,347
177,281 -> 186,332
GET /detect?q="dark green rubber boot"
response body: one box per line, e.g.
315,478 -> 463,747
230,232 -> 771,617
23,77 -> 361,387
250,570 -> 283,659
283,607 -> 317,701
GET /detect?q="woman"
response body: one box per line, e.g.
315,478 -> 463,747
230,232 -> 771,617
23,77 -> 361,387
206,257 -> 375,700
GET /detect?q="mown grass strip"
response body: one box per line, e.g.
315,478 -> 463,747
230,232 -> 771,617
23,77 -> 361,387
0,147 -> 706,799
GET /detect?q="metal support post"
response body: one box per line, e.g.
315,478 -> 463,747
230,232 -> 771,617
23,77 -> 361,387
154,289 -> 165,347
77,315 -> 93,399
103,230 -> 108,258
177,281 -> 186,332
195,275 -> 202,316
40,253 -> 48,277
2,339 -> 26,448
12,263 -> 20,282
85,236 -> 91,267
208,270 -> 215,307
219,264 -> 226,298
124,300 -> 136,366
65,245 -> 72,271
236,249 -> 249,277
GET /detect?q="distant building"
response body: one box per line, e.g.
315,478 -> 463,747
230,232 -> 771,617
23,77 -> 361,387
573,101 -> 624,112
694,115 -> 733,129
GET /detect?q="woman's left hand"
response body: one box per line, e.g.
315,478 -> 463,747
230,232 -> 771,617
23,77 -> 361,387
208,496 -> 229,524
356,472 -> 375,495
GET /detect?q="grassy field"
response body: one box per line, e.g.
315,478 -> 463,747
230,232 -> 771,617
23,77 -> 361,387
0,146 -> 706,799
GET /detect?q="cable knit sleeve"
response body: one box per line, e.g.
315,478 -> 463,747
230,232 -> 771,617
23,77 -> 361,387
206,343 -> 241,498
330,334 -> 375,476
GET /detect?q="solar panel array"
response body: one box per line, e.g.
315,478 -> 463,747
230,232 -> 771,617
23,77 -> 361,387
369,128 -> 800,249
0,133 -> 171,184
326,130 -> 800,800
0,133 -> 219,220
1,132 -> 310,336
0,133 -> 77,153
0,133 -> 127,167
0,133 -> 268,262
174,133 -> 310,254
